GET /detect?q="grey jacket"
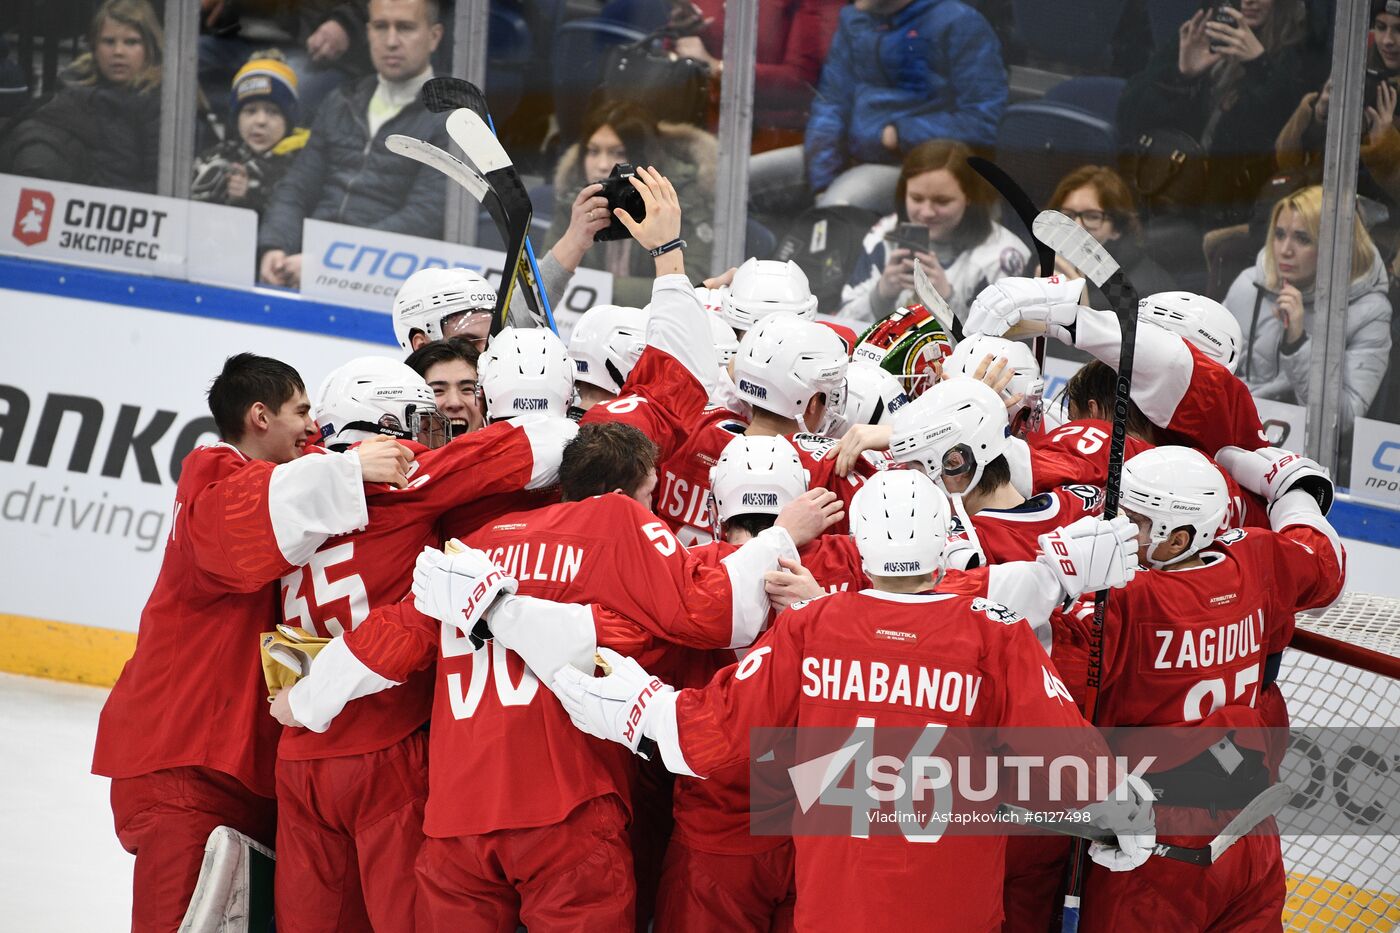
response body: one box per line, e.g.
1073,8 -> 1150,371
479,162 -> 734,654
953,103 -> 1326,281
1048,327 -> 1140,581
1223,247 -> 1392,429
257,73 -> 449,255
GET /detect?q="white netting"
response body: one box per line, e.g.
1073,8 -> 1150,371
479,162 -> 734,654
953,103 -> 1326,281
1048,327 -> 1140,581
1278,592 -> 1400,931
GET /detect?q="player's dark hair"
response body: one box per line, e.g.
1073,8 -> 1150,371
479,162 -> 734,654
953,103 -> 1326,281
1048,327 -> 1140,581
1064,360 -> 1154,441
560,422 -> 658,501
726,513 -> 778,538
405,336 -> 480,378
207,353 -> 304,442
970,453 -> 1012,498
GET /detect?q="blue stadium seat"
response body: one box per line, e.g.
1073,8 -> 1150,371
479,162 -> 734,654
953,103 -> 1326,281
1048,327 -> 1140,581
551,18 -> 649,146
1010,0 -> 1128,72
486,4 -> 534,126
994,100 -> 1119,243
1044,76 -> 1126,125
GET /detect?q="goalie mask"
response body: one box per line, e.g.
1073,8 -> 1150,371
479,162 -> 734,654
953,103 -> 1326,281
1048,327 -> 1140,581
819,359 -> 910,438
392,267 -> 496,352
315,357 -> 451,450
568,304 -> 647,396
1138,291 -> 1243,374
722,258 -> 819,330
852,304 -> 953,398
888,377 -> 1010,494
849,470 -> 951,579
1120,446 -> 1230,568
946,334 -> 1044,436
730,312 -> 848,432
707,435 -> 808,540
478,327 -> 575,421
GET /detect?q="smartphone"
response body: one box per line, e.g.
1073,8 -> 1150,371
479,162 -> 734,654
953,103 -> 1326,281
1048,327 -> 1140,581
1365,68 -> 1384,110
884,222 -> 931,254
1206,0 -> 1237,53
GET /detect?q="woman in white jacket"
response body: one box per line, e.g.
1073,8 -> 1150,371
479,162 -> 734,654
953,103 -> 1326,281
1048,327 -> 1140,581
1223,184 -> 1392,429
840,139 -> 1029,322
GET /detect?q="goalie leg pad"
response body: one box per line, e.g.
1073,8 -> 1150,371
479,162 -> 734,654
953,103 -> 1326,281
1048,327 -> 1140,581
178,827 -> 276,933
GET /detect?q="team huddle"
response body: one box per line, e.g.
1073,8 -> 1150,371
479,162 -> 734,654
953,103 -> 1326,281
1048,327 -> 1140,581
93,189 -> 1345,933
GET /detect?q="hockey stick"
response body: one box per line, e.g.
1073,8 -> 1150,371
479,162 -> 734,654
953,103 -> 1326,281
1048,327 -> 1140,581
912,259 -> 963,343
1031,209 -> 1139,933
967,157 -> 1051,370
424,77 -> 558,335
994,782 -> 1293,867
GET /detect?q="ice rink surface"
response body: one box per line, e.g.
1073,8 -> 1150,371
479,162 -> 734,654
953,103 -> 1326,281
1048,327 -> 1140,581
1,673 -> 131,931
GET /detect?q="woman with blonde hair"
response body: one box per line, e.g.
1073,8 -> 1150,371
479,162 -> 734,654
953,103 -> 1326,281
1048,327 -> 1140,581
0,0 -> 164,192
1222,185 -> 1392,427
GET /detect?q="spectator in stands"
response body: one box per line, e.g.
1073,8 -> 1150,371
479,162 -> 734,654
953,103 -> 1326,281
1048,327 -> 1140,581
1117,0 -> 1320,227
257,0 -> 447,288
543,100 -> 716,307
1045,165 -> 1175,305
840,139 -> 1029,321
405,336 -> 485,434
667,0 -> 845,149
748,0 -> 1006,219
0,0 -> 163,193
1276,2 -> 1400,255
1223,185 -> 1392,429
192,51 -> 308,218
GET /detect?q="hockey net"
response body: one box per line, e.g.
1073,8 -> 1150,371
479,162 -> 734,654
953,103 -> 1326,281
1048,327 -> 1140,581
1279,592 -> 1400,931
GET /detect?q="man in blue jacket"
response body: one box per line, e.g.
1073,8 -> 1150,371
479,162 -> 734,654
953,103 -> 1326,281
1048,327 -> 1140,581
751,0 -> 1007,216
258,0 -> 449,288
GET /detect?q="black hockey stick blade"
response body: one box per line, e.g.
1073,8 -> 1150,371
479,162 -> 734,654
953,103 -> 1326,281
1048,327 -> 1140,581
422,76 -> 489,120
996,782 -> 1293,866
969,156 -> 1054,278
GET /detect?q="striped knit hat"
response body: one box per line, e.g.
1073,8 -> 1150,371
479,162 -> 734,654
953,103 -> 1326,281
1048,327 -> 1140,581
230,52 -> 299,125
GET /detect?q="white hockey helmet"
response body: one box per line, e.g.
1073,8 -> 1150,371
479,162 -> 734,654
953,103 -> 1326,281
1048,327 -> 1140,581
1120,446 -> 1230,567
888,376 -> 1010,493
849,470 -> 951,579
946,334 -> 1045,435
819,359 -> 910,438
708,312 -> 740,366
722,258 -> 819,330
731,312 -> 848,431
391,267 -> 496,351
477,326 -> 575,421
1138,292 -> 1243,374
707,435 -> 808,539
314,356 -> 450,450
568,304 -> 647,395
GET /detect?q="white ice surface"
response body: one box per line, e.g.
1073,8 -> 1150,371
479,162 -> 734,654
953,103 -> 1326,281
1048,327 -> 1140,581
0,673 -> 131,931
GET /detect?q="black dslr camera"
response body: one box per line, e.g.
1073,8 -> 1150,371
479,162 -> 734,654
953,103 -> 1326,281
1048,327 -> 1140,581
594,162 -> 647,242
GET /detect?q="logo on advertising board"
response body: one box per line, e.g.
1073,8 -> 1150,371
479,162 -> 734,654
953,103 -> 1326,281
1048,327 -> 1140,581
13,189 -> 53,246
1351,416 -> 1400,507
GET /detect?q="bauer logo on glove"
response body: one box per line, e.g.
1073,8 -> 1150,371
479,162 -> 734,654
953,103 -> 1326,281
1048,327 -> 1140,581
259,625 -> 332,700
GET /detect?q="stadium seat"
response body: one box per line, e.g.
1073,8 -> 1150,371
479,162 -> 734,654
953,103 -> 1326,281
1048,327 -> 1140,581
1043,76 -> 1126,125
994,100 -> 1119,213
1010,0 -> 1128,72
486,3 -> 534,127
551,18 -> 649,146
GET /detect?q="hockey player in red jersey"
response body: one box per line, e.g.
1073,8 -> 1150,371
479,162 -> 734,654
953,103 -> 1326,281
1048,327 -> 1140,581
1077,446 -> 1344,931
92,353 -> 413,933
541,470 -> 1155,932
271,422 -> 823,932
268,356 -> 575,933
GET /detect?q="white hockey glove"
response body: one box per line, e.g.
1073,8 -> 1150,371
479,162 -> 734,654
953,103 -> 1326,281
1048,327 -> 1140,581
1037,515 -> 1139,601
552,646 -> 675,757
411,541 -> 518,650
1214,446 -> 1334,514
964,276 -> 1087,343
1083,773 -> 1157,872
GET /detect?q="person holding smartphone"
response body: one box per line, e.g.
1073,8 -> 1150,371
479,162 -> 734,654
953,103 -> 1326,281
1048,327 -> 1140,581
1117,0 -> 1321,226
839,139 -> 1029,321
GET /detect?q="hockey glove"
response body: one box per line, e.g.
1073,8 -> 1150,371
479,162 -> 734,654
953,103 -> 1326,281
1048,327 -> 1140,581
1084,773 -> 1157,872
411,541 -> 518,650
260,625 -> 332,700
1214,446 -> 1334,514
1037,515 -> 1140,601
963,275 -> 1086,343
552,646 -> 675,758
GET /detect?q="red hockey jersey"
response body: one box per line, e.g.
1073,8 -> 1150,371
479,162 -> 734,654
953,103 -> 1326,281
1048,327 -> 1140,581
669,590 -> 1100,931
340,493 -> 759,837
655,406 -> 749,544
93,444 -> 369,797
277,418 -> 568,761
